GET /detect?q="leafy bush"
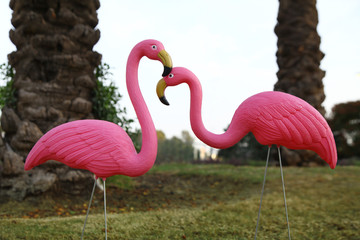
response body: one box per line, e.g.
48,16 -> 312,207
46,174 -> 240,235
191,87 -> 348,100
156,130 -> 195,164
92,62 -> 134,133
329,101 -> 360,159
217,130 -> 268,164
0,63 -> 16,109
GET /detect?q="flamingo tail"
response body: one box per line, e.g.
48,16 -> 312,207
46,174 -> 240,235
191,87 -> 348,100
24,140 -> 53,171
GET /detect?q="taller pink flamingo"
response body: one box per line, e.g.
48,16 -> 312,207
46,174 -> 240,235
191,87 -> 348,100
24,39 -> 172,239
156,67 -> 337,239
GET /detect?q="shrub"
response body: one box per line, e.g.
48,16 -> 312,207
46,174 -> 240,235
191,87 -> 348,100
92,62 -> 134,133
0,63 -> 16,109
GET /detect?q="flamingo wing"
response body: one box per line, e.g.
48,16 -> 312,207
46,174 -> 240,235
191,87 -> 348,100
25,120 -> 137,178
242,92 -> 337,168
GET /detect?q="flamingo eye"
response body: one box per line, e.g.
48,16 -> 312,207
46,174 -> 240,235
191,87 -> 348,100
152,45 -> 157,50
169,73 -> 174,78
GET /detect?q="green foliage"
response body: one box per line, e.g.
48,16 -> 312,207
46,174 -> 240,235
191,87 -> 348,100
217,131 -> 268,164
107,175 -> 134,190
329,101 -> 360,159
129,128 -> 142,152
130,130 -> 195,163
0,63 -> 16,109
156,130 -> 195,164
92,62 -> 134,133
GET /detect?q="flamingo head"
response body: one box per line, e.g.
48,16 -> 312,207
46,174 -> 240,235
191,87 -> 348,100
136,39 -> 173,77
157,67 -> 197,105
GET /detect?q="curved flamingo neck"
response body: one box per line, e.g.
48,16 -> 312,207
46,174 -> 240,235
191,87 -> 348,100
187,73 -> 248,149
126,48 -> 157,175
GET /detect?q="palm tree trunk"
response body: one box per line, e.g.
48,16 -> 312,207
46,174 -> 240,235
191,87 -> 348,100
274,0 -> 327,167
0,0 -> 101,200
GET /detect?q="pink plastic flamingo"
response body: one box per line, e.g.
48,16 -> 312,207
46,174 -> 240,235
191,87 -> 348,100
24,39 -> 172,239
156,67 -> 337,239
157,67 -> 337,168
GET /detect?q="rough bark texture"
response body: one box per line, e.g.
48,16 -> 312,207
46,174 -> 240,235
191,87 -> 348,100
0,0 -> 101,201
274,0 -> 327,167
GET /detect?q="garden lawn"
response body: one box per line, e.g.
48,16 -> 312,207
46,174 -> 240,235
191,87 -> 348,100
0,164 -> 359,239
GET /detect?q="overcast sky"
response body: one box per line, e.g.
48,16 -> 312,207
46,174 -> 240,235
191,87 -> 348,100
0,0 -> 359,150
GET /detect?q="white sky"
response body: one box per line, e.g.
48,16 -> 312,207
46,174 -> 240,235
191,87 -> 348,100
0,0 -> 359,150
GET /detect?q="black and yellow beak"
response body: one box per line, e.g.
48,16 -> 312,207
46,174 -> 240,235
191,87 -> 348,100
156,78 -> 169,105
158,50 -> 172,77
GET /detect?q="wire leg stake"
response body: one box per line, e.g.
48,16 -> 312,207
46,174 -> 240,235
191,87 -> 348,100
103,179 -> 108,240
81,177 -> 97,240
278,147 -> 291,240
254,146 -> 271,240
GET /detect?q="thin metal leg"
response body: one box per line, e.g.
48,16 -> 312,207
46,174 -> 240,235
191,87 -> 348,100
278,147 -> 291,240
254,146 -> 271,240
81,178 -> 97,240
103,179 -> 107,240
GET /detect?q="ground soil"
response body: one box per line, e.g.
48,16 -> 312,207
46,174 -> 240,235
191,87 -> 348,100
0,172 -> 259,219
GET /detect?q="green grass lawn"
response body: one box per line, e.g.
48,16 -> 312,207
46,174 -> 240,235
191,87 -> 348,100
1,164 -> 359,239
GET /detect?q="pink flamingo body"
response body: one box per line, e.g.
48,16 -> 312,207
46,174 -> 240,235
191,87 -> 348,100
24,40 -> 172,239
25,119 -> 141,178
157,67 -> 337,169
25,39 -> 173,178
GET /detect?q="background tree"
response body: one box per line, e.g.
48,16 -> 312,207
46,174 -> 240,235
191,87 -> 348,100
0,0 -> 102,200
217,132 -> 268,165
274,0 -> 327,166
181,130 -> 195,161
329,101 -> 360,161
156,130 -> 195,164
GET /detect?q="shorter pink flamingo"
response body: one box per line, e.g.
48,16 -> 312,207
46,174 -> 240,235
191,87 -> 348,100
156,67 -> 337,239
24,39 -> 172,239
